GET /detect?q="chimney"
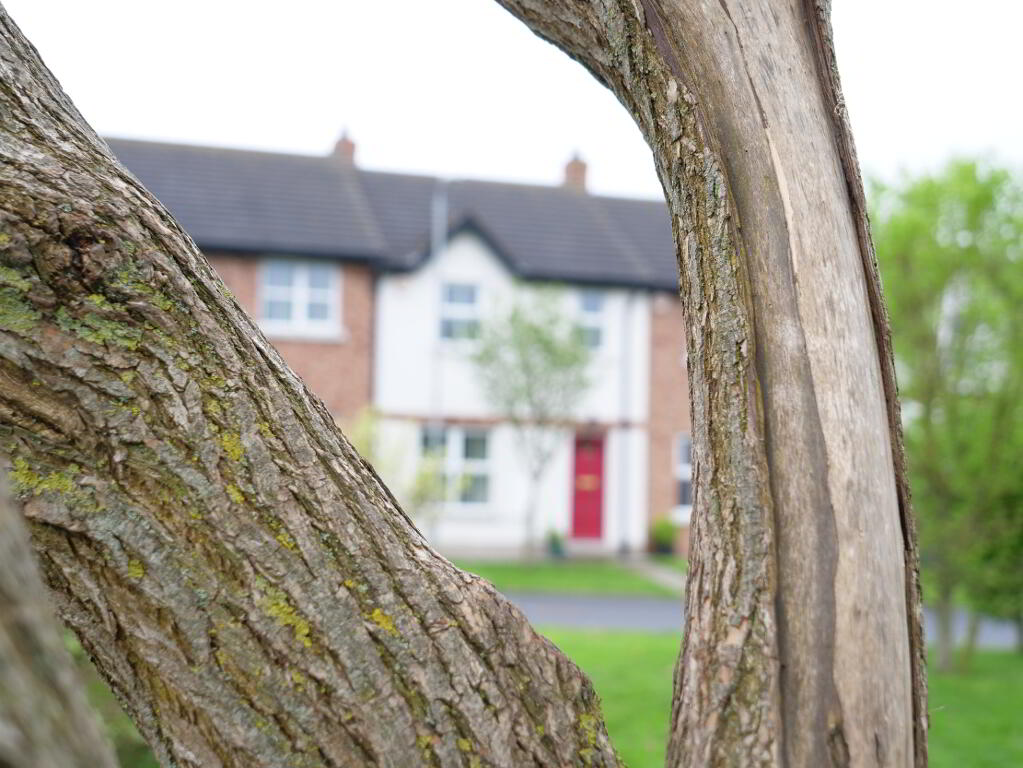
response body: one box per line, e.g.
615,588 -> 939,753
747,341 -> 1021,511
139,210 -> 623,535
333,130 -> 356,164
563,152 -> 587,192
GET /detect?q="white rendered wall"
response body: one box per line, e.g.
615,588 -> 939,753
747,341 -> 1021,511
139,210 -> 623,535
600,426 -> 650,552
372,231 -> 654,553
373,417 -> 573,552
374,232 -> 651,424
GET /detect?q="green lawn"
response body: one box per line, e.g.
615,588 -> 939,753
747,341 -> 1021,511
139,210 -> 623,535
543,628 -> 1023,768
650,554 -> 688,574
72,621 -> 1022,767
543,628 -> 678,768
455,559 -> 678,597
928,651 -> 1023,768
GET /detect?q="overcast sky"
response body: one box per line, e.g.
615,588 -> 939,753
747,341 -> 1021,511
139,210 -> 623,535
6,1 -> 1021,199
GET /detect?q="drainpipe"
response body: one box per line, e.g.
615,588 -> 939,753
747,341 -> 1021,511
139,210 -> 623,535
429,179 -> 449,418
617,290 -> 634,554
426,179 -> 449,544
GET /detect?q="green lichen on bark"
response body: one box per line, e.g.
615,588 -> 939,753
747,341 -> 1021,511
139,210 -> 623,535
9,457 -> 77,496
0,264 -> 30,290
262,586 -> 313,648
126,559 -> 145,580
219,431 -> 244,461
0,286 -> 40,333
55,305 -> 142,349
369,608 -> 399,637
111,261 -> 176,311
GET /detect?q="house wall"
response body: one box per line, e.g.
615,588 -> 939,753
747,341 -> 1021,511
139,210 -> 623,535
204,251 -> 374,421
374,232 -> 651,423
648,290 -> 693,553
375,418 -> 574,553
373,232 -> 652,554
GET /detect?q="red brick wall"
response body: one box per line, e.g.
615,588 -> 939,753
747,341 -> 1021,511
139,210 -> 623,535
648,290 -> 692,554
205,252 -> 373,421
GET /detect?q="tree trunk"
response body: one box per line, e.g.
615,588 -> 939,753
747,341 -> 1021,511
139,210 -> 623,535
494,1 -> 926,766
0,479 -> 118,768
0,10 -> 618,768
522,466 -> 545,559
934,591 -> 954,673
956,610 -> 981,674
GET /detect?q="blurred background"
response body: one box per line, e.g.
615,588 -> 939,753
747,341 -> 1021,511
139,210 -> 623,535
5,1 -> 1021,766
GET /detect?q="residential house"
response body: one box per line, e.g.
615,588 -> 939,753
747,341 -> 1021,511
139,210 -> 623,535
108,136 -> 694,555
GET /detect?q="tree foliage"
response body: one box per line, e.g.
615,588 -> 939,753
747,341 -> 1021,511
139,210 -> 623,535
346,407 -> 446,534
873,159 -> 1023,662
472,290 -> 592,432
471,290 -> 591,550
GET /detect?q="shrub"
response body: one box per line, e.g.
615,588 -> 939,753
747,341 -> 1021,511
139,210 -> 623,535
650,518 -> 677,555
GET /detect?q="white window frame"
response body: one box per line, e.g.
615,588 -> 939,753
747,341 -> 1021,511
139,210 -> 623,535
421,424 -> 490,505
672,432 -> 693,525
439,282 -> 480,341
577,288 -> 605,349
258,258 -> 343,341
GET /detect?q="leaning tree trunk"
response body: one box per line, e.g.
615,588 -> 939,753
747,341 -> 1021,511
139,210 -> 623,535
0,480 -> 118,768
494,1 -> 927,767
0,9 -> 619,768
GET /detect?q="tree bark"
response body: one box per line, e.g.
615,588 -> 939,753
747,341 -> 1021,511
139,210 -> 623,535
0,9 -> 619,768
493,1 -> 926,766
0,479 -> 118,768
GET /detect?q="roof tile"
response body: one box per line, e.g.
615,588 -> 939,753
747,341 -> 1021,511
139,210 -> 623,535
107,138 -> 677,289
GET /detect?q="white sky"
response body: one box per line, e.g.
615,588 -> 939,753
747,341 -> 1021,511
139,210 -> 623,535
6,0 -> 1021,200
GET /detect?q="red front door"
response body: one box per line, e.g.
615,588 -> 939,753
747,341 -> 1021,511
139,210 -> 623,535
572,434 -> 604,539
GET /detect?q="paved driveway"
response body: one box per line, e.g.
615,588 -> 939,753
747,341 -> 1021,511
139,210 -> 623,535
507,592 -> 684,632
506,591 -> 1018,649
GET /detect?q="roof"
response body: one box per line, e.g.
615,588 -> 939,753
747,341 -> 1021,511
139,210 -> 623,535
106,137 -> 678,290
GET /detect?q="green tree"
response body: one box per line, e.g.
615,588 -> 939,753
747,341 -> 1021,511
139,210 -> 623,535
471,291 -> 591,555
873,160 -> 1023,669
346,407 -> 447,538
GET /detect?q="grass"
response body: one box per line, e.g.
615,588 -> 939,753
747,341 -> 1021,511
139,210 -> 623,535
69,622 -> 1021,768
455,558 -> 678,597
543,628 -> 678,768
543,628 -> 1023,768
928,651 -> 1023,768
650,554 -> 688,574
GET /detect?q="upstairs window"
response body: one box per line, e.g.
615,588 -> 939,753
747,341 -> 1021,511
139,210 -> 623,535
440,282 -> 480,340
578,289 -> 604,349
421,425 -> 490,504
674,433 -> 693,510
459,430 -> 490,503
260,259 -> 341,339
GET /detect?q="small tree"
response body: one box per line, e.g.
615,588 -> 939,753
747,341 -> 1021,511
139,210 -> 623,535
347,407 -> 447,538
873,160 -> 1023,669
472,290 -> 591,555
